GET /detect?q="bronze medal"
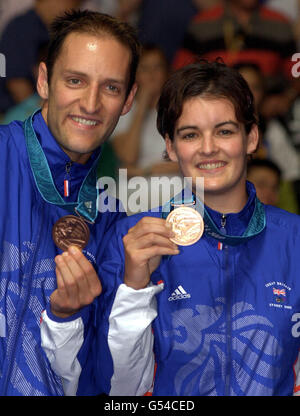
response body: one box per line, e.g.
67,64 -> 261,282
52,215 -> 90,251
166,206 -> 204,246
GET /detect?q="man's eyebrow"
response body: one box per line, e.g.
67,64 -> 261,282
63,70 -> 88,77
62,70 -> 126,84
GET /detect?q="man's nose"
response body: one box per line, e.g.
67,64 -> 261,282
80,85 -> 101,114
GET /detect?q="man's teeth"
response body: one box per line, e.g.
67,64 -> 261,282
198,162 -> 225,169
72,116 -> 97,126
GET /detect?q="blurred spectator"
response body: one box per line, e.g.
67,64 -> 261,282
137,0 -> 220,64
264,0 -> 299,21
0,0 -> 33,36
138,0 -> 198,64
1,93 -> 41,125
247,157 -> 299,212
237,62 -> 299,180
84,0 -> 141,25
265,0 -> 300,49
0,42 -> 49,125
173,0 -> 295,77
263,95 -> 300,210
173,0 -> 298,119
237,62 -> 300,212
234,62 -> 265,122
0,0 -> 83,114
247,158 -> 281,206
111,45 -> 180,212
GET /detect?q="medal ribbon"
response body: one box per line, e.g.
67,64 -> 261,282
161,189 -> 266,246
23,111 -> 100,223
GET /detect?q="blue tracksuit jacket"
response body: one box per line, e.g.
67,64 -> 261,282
95,182 -> 300,396
0,110 -> 125,395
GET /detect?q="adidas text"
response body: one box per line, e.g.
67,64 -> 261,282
168,293 -> 191,301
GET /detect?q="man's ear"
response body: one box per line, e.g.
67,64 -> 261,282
165,135 -> 178,162
246,124 -> 259,155
121,82 -> 138,115
36,62 -> 49,100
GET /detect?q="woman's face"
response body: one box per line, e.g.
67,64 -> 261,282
166,96 -> 258,204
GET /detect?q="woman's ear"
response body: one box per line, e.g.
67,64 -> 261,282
246,124 -> 259,155
165,135 -> 178,162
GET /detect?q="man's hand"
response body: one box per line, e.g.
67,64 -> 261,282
123,217 -> 179,290
50,246 -> 102,318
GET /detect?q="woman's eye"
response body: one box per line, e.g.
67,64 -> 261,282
219,129 -> 233,136
182,132 -> 196,140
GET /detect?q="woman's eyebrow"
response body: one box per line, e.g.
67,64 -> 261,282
215,121 -> 239,128
176,125 -> 199,134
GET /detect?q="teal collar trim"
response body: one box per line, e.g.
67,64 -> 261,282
23,111 -> 100,223
161,190 -> 266,246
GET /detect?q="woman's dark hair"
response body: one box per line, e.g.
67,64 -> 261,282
46,9 -> 141,96
157,59 -> 257,140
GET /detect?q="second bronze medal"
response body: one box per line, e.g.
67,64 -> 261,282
166,206 -> 204,246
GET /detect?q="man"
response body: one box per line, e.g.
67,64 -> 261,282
0,9 -> 139,395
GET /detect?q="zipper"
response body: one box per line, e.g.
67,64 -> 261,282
224,242 -> 232,396
64,161 -> 72,198
219,213 -> 232,395
221,214 -> 227,232
2,206 -> 44,394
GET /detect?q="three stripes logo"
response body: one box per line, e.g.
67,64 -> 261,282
168,285 -> 191,301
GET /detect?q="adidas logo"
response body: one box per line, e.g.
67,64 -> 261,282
168,285 -> 191,301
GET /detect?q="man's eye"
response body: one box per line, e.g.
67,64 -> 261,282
107,84 -> 120,93
68,79 -> 81,85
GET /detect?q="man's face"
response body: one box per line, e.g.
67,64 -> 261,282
37,32 -> 136,163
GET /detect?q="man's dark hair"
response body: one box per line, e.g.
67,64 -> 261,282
157,59 -> 257,141
46,9 -> 141,96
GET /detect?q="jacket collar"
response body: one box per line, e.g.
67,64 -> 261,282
32,110 -> 101,202
205,181 -> 257,237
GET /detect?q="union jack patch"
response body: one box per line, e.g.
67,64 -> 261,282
273,288 -> 286,297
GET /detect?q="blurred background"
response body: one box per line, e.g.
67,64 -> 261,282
0,0 -> 300,213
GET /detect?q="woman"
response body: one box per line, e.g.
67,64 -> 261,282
42,61 -> 300,396
99,60 -> 300,396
